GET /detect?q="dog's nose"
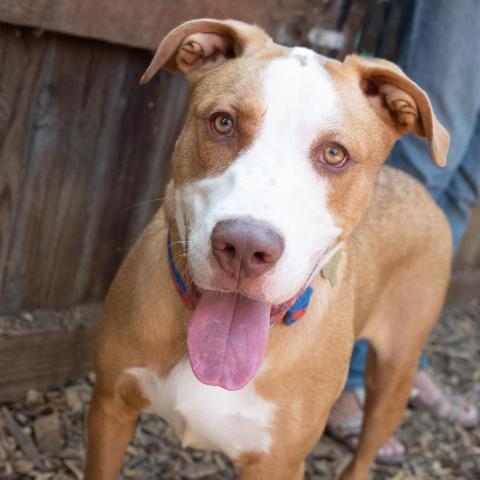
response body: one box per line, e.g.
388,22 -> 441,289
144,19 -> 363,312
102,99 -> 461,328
211,218 -> 284,278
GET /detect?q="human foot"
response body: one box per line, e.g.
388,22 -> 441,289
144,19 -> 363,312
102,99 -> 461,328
410,369 -> 478,428
326,389 -> 406,465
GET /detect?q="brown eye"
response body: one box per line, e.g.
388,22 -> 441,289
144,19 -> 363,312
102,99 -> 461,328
322,144 -> 348,166
211,113 -> 234,135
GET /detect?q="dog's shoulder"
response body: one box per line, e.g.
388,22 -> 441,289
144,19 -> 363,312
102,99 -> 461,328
345,166 -> 451,291
360,166 -> 451,251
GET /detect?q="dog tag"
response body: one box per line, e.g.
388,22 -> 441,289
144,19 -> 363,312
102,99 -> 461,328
321,250 -> 342,287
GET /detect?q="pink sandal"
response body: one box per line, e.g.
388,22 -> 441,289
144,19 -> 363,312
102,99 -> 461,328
410,369 -> 478,429
326,389 -> 406,465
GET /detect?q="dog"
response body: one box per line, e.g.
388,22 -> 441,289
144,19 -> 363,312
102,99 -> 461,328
84,19 -> 451,480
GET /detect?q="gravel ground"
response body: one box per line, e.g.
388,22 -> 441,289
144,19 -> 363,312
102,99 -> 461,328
1,299 -> 479,480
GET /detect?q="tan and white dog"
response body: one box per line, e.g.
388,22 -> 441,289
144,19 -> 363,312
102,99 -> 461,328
85,19 -> 452,480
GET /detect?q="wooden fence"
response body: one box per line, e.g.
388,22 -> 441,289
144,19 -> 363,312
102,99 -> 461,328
0,0 -> 346,315
0,0 -> 479,400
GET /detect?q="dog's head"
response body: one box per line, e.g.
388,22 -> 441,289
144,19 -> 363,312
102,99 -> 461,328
142,19 -> 449,390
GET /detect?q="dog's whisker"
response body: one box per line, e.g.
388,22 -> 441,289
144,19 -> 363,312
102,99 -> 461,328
120,197 -> 165,214
170,240 -> 189,248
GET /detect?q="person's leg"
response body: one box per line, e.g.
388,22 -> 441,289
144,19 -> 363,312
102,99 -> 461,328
344,340 -> 368,390
410,113 -> 480,428
435,111 -> 480,249
378,0 -> 480,382
387,0 -> 480,427
388,0 -> 480,199
330,0 -> 480,457
328,341 -> 406,464
346,0 -> 480,395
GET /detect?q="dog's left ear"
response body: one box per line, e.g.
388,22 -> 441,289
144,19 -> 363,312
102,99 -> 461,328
140,19 -> 271,84
345,55 -> 450,167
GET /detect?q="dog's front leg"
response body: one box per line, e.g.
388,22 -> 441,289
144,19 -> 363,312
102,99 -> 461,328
340,260 -> 448,480
84,381 -> 143,480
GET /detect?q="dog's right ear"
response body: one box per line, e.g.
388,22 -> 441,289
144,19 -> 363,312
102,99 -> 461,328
345,55 -> 450,167
140,19 -> 271,84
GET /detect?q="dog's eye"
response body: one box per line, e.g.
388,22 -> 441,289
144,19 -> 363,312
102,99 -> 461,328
211,113 -> 234,135
322,144 -> 348,167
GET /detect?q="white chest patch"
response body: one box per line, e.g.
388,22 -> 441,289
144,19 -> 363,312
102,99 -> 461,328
127,361 -> 276,459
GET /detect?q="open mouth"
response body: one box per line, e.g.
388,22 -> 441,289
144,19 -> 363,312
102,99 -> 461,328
170,234 -> 332,391
185,258 -> 316,389
168,238 -> 272,391
183,265 -> 327,392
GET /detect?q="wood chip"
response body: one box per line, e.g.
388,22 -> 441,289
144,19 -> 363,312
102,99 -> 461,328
34,412 -> 64,453
65,387 -> 83,413
390,470 -> 405,480
14,459 -> 34,474
64,458 -> 83,480
182,464 -> 220,479
26,389 -> 43,405
1,406 -> 41,466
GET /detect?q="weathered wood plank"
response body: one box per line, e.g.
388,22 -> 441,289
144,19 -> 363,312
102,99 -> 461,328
1,407 -> 41,465
1,4 -> 478,316
0,304 -> 100,402
0,1 -> 347,314
0,0 -> 338,51
0,25 -> 187,313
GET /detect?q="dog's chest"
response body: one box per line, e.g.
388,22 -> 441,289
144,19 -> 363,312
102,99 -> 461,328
128,360 -> 276,459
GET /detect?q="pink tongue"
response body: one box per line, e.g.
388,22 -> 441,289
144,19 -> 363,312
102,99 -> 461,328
187,290 -> 271,391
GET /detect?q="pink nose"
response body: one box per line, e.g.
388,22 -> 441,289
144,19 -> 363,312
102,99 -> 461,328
211,218 -> 284,279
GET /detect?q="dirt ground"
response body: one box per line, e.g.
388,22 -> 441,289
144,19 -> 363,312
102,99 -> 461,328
1,299 -> 479,480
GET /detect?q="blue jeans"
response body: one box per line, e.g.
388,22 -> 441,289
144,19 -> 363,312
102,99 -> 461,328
346,0 -> 480,390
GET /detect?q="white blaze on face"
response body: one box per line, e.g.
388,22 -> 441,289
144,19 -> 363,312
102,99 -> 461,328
176,48 -> 342,304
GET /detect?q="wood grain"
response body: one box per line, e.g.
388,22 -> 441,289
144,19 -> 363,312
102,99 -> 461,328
0,24 -> 187,313
0,5 -> 478,315
1,406 -> 41,464
0,2 -> 346,314
0,0 -> 335,51
0,305 -> 99,402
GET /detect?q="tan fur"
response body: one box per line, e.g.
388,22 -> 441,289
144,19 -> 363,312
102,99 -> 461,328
173,52 -> 285,183
140,19 -> 273,80
85,20 -> 452,480
344,55 -> 450,167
